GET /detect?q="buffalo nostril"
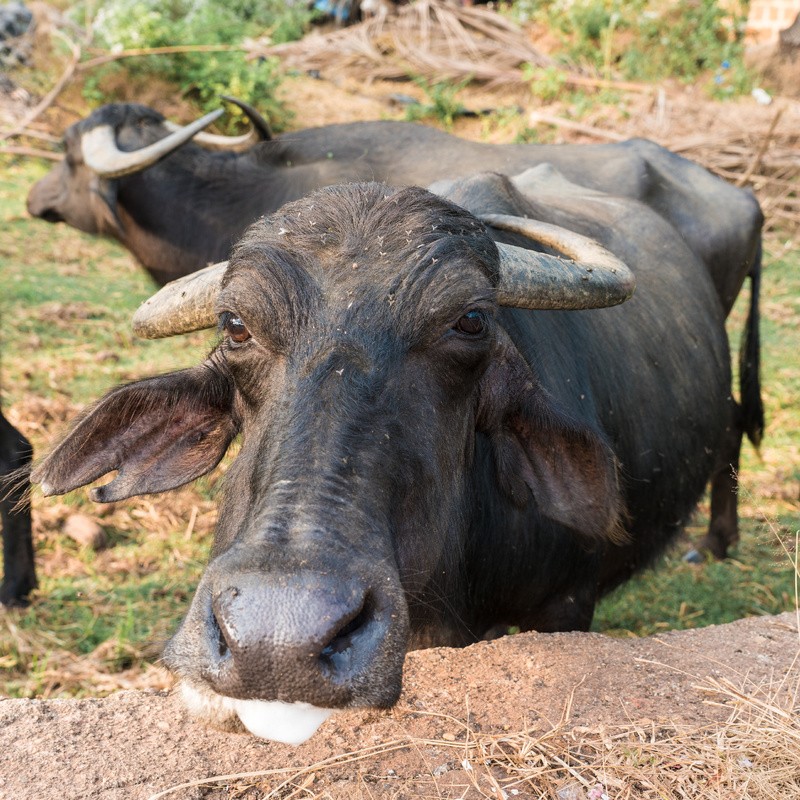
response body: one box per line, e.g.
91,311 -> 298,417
210,605 -> 232,661
217,623 -> 230,659
40,209 -> 64,223
319,595 -> 374,678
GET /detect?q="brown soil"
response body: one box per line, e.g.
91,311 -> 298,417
1,612 -> 798,800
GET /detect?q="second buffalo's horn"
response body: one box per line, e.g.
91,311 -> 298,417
166,97 -> 273,152
82,109 -> 224,179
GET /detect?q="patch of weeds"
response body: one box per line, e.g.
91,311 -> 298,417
404,75 -> 471,129
509,0 -> 755,94
513,126 -> 544,144
594,520 -> 798,637
523,63 -> 567,103
565,88 -> 622,119
708,57 -> 753,100
479,106 -> 535,143
70,0 -> 316,131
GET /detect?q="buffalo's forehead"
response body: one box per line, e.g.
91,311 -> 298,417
70,103 -> 167,148
220,183 -> 499,346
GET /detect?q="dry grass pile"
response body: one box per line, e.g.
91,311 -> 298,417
524,87 -> 800,232
144,663 -> 800,800
666,109 -> 800,231
253,0 -> 555,86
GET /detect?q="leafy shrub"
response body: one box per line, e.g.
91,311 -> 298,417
508,0 -> 752,93
403,76 -> 471,129
523,64 -> 567,102
77,0 -> 316,130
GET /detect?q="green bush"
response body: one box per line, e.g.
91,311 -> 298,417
77,0 -> 317,130
508,0 -> 752,92
403,76 -> 471,129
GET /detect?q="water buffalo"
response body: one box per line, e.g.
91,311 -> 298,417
34,169 -> 733,742
26,101 -> 764,560
0,407 -> 35,605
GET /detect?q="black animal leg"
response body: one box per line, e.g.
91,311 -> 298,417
685,405 -> 741,562
0,415 -> 36,606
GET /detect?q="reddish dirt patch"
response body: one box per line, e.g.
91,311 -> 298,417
1,612 -> 797,799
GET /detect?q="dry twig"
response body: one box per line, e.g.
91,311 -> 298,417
0,145 -> 62,161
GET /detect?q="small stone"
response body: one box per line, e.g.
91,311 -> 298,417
62,513 -> 107,550
557,784 -> 584,800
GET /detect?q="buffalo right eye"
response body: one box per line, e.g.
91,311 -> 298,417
454,310 -> 486,336
220,312 -> 251,344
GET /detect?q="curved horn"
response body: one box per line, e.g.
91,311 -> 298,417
168,125 -> 261,152
132,261 -> 228,339
480,213 -> 636,310
221,95 -> 273,140
168,97 -> 272,151
82,109 -> 225,179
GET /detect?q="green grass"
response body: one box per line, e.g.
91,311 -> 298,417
1,147 -> 798,698
510,0 -> 753,95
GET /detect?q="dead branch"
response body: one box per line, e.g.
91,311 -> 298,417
0,145 -> 62,161
77,43 -> 248,72
737,108 -> 785,187
528,111 -> 628,142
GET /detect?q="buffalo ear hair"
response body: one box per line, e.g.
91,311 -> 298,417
32,363 -> 238,503
477,335 -> 625,542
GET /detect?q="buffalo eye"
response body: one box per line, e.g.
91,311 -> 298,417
454,310 -> 485,336
220,312 -> 251,344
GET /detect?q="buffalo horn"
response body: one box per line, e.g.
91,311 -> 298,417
132,261 -> 228,339
82,109 -> 225,179
221,96 -> 273,140
483,213 -> 635,310
168,97 -> 272,151
167,125 -> 262,153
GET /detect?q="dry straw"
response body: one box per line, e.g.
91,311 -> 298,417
142,662 -> 800,799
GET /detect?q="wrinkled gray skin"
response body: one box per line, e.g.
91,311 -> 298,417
33,171 -> 730,714
27,104 -> 764,561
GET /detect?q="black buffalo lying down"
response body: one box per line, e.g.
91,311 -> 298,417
35,169 -> 733,742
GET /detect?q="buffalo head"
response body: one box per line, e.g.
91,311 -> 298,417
32,179 -> 632,743
26,100 -> 271,284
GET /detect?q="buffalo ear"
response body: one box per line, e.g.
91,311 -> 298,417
32,364 -> 237,502
477,335 -> 624,541
90,176 -> 124,236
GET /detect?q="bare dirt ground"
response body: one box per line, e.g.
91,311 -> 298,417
1,612 -> 798,800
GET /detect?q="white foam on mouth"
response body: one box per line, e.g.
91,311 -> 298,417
233,699 -> 335,745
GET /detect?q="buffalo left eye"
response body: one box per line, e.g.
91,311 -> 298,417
221,312 -> 251,343
454,310 -> 485,335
